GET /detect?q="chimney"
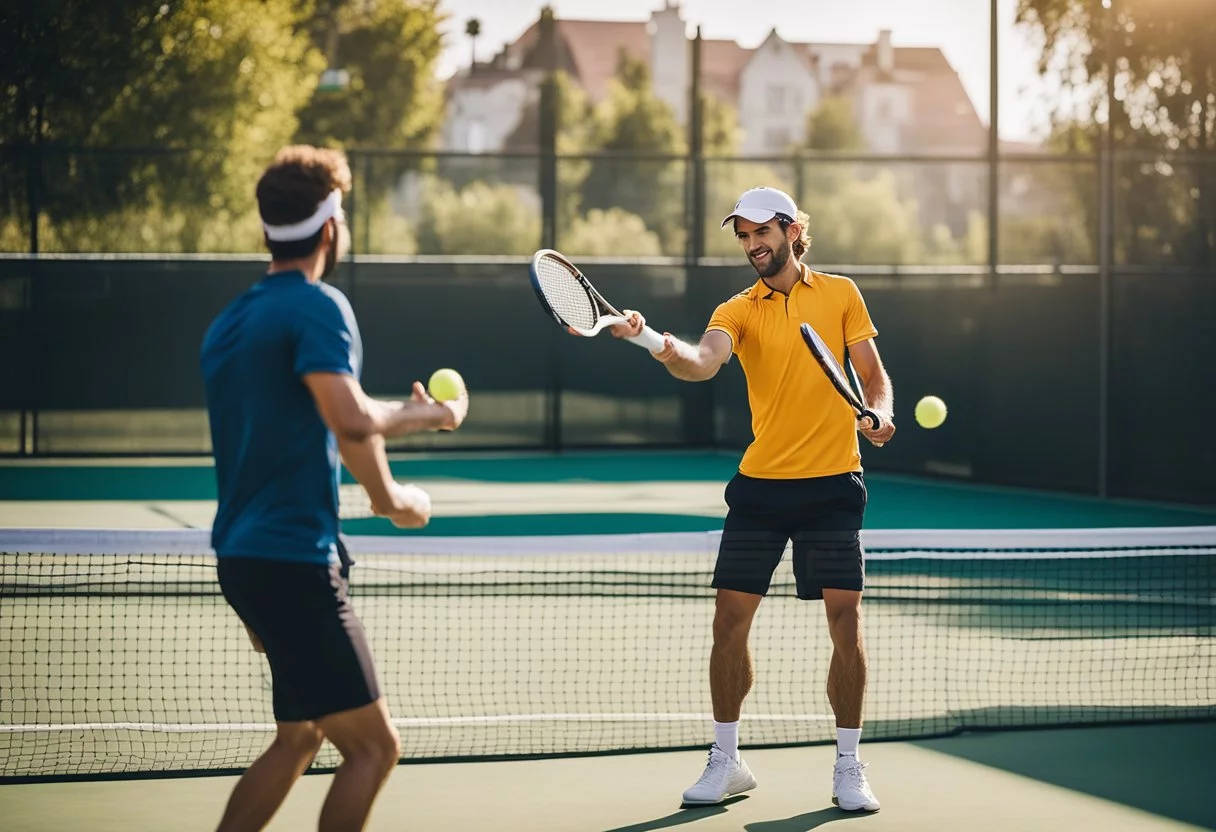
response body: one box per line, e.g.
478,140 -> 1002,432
877,29 -> 894,74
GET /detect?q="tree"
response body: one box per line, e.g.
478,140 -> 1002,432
805,97 -> 864,151
294,0 -> 445,151
560,208 -> 663,257
0,0 -> 324,252
1017,0 -> 1216,265
415,179 -> 541,256
580,51 -> 687,255
465,18 -> 481,69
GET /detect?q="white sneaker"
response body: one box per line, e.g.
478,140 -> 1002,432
833,755 -> 880,812
681,743 -> 757,806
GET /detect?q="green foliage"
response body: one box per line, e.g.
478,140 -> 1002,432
414,179 -> 540,255
1,0 -> 325,252
805,97 -> 864,151
700,92 -> 743,156
294,0 -> 445,150
560,208 -> 663,258
808,172 -> 923,265
580,52 -> 686,255
1017,0 -> 1216,265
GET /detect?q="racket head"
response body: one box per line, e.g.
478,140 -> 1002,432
799,323 -> 882,429
528,249 -> 624,336
525,250 -> 612,335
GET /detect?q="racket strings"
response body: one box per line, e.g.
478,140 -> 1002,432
535,257 -> 599,330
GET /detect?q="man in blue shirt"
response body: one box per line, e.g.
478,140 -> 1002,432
201,145 -> 468,832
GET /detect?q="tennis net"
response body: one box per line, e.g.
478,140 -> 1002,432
2,526 -> 1213,781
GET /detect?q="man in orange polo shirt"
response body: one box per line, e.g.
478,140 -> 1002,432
609,187 -> 895,813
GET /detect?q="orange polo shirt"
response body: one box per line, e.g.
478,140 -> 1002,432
706,264 -> 878,479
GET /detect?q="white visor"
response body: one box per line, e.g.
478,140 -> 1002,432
263,189 -> 344,242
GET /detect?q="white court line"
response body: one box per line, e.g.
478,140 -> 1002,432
0,713 -> 836,733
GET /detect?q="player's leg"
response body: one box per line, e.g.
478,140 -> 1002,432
215,559 -> 329,831
791,471 -> 879,812
710,588 -> 764,728
214,719 -> 325,832
682,474 -> 786,806
315,697 -> 401,832
304,563 -> 397,832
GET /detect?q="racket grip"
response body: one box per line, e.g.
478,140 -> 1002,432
626,326 -> 667,352
860,409 -> 882,430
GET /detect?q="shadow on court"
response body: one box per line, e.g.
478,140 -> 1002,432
911,722 -> 1216,830
602,795 -> 749,832
744,807 -> 875,831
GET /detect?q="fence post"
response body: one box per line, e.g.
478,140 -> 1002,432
987,0 -> 999,276
1097,0 -> 1116,499
537,7 -> 562,450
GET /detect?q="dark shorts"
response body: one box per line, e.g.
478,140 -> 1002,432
217,541 -> 380,722
712,471 -> 868,600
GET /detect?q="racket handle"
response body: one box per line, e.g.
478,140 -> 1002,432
626,326 -> 667,352
859,409 -> 882,430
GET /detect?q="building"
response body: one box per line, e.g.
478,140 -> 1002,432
442,2 -> 987,158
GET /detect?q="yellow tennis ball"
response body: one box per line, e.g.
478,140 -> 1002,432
915,395 -> 948,429
428,368 -> 465,402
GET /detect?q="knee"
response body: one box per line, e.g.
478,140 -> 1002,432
712,604 -> 754,646
826,605 -> 863,649
276,725 -> 325,759
357,725 -> 401,773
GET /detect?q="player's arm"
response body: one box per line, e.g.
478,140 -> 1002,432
302,373 -> 438,526
337,432 -> 431,528
848,338 -> 896,443
302,373 -> 466,441
608,311 -> 732,382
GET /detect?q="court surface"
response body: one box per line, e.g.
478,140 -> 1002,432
1,451 -> 1213,830
3,723 -> 1214,831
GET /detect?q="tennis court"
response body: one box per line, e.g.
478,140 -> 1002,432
2,452 -> 1213,830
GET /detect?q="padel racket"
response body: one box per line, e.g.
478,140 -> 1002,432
529,249 -> 666,351
799,322 -> 883,433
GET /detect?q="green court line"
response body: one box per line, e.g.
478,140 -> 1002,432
1,452 -> 1213,531
340,514 -> 725,537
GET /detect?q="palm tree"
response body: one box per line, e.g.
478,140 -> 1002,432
465,18 -> 481,72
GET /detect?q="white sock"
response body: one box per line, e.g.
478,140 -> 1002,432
837,727 -> 862,759
714,721 -> 740,760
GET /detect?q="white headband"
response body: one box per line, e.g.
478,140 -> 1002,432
263,189 -> 344,242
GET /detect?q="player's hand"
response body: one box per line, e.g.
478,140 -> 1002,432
243,623 -> 266,654
411,381 -> 467,432
381,481 -> 432,529
652,333 -> 679,363
607,309 -> 646,341
858,412 -> 895,447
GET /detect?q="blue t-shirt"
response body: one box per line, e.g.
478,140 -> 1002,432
200,271 -> 362,564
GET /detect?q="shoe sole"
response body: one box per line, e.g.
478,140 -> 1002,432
832,796 -> 881,813
681,779 -> 757,807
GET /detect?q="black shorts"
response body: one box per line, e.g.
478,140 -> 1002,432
712,471 -> 868,600
217,542 -> 380,723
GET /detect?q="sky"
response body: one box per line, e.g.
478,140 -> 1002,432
432,0 -> 1055,143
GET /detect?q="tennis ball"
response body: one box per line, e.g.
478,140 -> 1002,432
428,368 -> 465,402
915,395 -> 948,429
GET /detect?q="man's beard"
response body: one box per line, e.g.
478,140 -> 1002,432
749,239 -> 791,278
